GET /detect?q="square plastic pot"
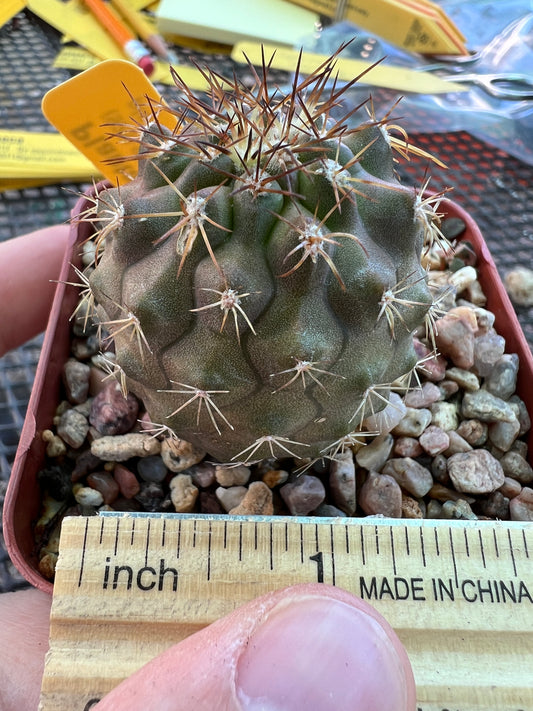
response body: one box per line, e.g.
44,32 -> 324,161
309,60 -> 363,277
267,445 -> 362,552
4,191 -> 533,593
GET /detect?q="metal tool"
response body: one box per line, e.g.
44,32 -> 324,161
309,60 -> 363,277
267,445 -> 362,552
423,12 -> 533,71
438,71 -> 533,100
418,13 -> 533,100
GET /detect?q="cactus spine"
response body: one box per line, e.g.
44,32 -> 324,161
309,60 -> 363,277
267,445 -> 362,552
80,49 -> 448,464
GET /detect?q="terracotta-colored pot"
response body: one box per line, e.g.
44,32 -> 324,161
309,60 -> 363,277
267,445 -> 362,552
4,191 -> 533,594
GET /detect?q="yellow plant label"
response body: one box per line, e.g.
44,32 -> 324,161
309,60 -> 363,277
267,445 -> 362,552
27,0 -> 123,62
52,47 -> 210,90
284,0 -> 467,54
42,59 -> 168,184
0,129 -> 98,180
0,0 -> 26,27
53,45 -> 100,72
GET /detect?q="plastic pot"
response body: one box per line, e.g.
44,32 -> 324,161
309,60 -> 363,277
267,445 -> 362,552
4,191 -> 533,593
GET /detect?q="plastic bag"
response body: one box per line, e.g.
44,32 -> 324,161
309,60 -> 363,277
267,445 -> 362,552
299,1 -> 533,165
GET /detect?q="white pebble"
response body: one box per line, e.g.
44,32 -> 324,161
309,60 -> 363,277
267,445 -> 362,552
449,266 -> 477,293
74,485 -> 104,507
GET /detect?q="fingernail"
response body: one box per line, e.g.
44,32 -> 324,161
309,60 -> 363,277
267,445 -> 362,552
236,596 -> 411,711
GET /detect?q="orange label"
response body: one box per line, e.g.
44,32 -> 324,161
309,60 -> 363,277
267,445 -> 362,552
42,59 -> 171,184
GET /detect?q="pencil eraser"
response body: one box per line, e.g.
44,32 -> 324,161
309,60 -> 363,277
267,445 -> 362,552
139,56 -> 155,77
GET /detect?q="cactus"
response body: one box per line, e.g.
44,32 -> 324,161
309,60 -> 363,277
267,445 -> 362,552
80,50 -> 447,464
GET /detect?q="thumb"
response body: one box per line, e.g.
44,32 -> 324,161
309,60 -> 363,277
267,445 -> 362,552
96,583 -> 415,711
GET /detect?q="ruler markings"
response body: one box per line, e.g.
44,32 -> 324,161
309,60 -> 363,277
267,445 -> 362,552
433,527 -> 440,557
254,520 -> 258,550
130,517 -> 135,547
269,521 -> 273,571
345,523 -> 349,555
144,519 -> 150,567
114,517 -> 120,556
508,528 -> 517,577
478,529 -> 486,569
390,526 -> 397,576
176,517 -> 181,559
449,528 -> 458,588
46,516 -> 533,711
207,520 -> 212,581
330,524 -> 336,586
419,527 -> 426,567
77,516 -> 89,588
463,527 -> 470,558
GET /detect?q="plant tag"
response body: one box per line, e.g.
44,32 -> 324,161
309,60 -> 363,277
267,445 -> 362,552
284,0 -> 467,54
0,0 -> 26,27
42,59 -> 167,184
0,129 -> 99,180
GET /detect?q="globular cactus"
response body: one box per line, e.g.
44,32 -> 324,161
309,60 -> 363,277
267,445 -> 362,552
81,51 -> 447,464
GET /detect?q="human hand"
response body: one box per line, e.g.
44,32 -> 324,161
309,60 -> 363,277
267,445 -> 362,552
0,225 -> 70,357
0,226 -> 415,710
1,584 -> 415,711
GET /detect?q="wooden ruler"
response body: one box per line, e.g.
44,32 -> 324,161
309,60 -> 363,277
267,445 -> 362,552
41,513 -> 533,710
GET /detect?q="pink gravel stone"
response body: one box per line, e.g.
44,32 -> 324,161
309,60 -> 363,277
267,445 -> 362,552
89,381 -> 139,435
510,487 -> 533,521
382,458 -> 433,497
413,339 -> 447,381
113,464 -> 141,499
87,471 -> 120,505
447,449 -> 505,495
280,474 -> 326,515
498,476 -> 522,499
358,471 -> 402,518
190,462 -> 217,488
419,425 -> 450,456
393,437 -> 423,458
403,381 -> 441,408
434,312 -> 476,369
329,451 -> 356,514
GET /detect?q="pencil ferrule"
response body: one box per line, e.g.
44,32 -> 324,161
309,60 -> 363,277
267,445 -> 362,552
124,38 -> 152,64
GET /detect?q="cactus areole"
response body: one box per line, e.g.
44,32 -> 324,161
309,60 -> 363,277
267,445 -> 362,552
83,50 -> 448,465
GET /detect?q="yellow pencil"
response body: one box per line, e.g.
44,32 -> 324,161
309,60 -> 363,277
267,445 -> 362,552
110,0 -> 179,65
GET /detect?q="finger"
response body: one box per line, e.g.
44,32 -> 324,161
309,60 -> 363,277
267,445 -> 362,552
0,224 -> 70,356
96,583 -> 415,711
0,588 -> 52,711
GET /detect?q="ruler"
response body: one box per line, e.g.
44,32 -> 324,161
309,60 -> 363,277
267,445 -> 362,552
41,513 -> 533,710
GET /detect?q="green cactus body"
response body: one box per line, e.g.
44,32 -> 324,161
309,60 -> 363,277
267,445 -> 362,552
85,53 -> 444,464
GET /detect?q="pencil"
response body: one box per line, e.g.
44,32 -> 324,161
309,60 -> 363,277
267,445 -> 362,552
110,0 -> 179,65
84,0 -> 155,76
